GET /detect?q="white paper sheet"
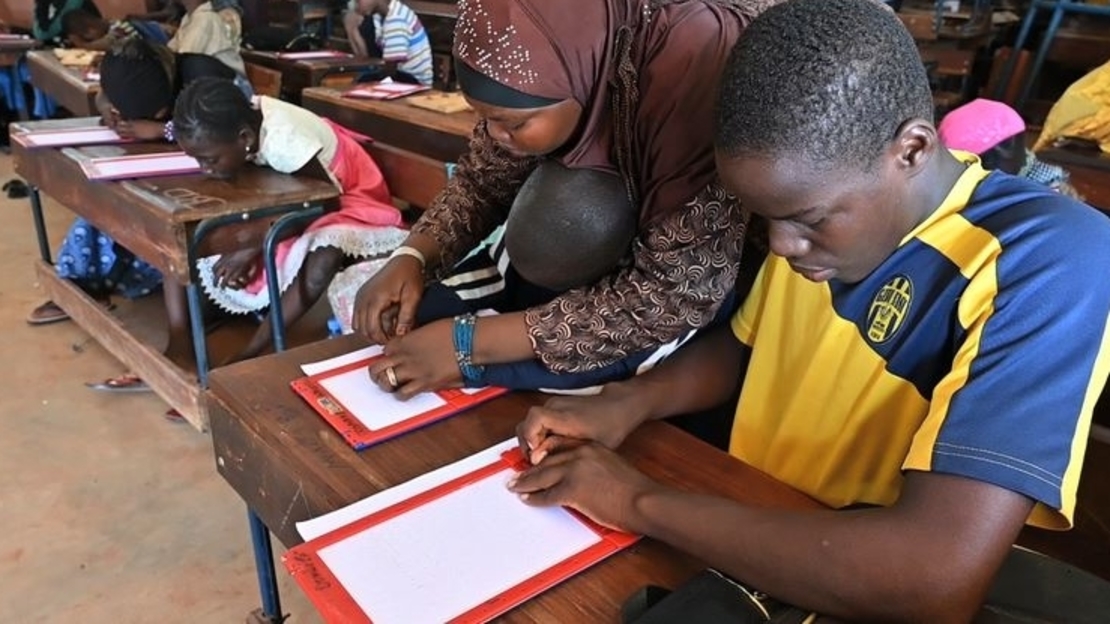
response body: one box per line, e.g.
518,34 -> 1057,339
278,50 -> 352,60
317,366 -> 448,431
298,439 -> 517,540
301,345 -> 383,376
315,460 -> 602,624
82,152 -> 201,180
19,127 -> 123,147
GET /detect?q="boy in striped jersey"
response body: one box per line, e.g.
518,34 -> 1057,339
344,0 -> 433,86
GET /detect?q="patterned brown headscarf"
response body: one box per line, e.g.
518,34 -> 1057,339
454,0 -> 778,222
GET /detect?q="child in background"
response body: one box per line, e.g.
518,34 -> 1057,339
173,77 -> 408,363
61,9 -> 170,49
343,0 -> 433,86
168,0 -> 246,83
27,38 -> 239,393
33,0 -> 101,45
938,97 -> 1079,197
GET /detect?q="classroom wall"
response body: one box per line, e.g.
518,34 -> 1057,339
0,0 -> 146,29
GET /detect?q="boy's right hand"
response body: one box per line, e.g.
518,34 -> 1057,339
516,383 -> 650,465
352,256 -> 425,344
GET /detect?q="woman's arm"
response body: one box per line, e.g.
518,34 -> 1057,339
408,121 -> 539,273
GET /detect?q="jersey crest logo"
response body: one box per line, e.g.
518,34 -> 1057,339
867,275 -> 913,343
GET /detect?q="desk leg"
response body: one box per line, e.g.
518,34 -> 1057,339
185,282 -> 211,386
247,509 -> 285,623
192,203 -> 322,622
991,0 -> 1042,102
262,206 -> 324,353
28,187 -> 52,263
1015,0 -> 1070,111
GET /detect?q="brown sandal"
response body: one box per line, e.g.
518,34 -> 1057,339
26,300 -> 69,325
26,298 -> 116,326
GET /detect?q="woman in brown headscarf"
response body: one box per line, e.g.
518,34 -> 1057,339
353,0 -> 778,396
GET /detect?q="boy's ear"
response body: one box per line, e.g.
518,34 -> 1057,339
890,118 -> 939,173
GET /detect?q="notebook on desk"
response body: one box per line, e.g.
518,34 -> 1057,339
292,345 -> 508,450
78,151 -> 203,180
283,443 -> 639,624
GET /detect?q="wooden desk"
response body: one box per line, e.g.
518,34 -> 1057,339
11,118 -> 340,430
241,50 -> 381,103
302,86 -> 475,163
207,335 -> 823,621
0,37 -> 36,120
1037,146 -> 1110,212
26,49 -> 99,117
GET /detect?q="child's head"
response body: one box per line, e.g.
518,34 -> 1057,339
100,37 -> 175,121
938,98 -> 1027,174
62,9 -> 108,45
173,76 -> 262,179
354,0 -> 388,15
505,160 -> 636,292
714,0 -> 938,284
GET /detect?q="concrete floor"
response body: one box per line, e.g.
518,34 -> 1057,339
0,152 -> 322,623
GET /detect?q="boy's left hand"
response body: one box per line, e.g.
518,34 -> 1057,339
507,442 -> 661,533
368,318 -> 463,398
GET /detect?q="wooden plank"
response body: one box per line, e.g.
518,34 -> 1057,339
302,86 -> 473,162
38,261 -> 208,430
368,142 -> 448,210
26,50 -> 98,116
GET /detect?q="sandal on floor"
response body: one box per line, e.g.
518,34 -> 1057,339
26,300 -> 69,325
85,373 -> 150,393
26,298 -> 116,326
163,408 -> 187,424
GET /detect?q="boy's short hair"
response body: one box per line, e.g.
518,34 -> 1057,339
715,0 -> 933,170
505,161 -> 636,292
62,9 -> 106,39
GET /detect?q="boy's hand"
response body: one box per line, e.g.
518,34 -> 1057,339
507,442 -> 661,533
352,255 -> 425,344
367,318 -> 462,398
517,383 -> 649,465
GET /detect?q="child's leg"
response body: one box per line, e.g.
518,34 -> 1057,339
229,247 -> 345,363
163,283 -> 195,370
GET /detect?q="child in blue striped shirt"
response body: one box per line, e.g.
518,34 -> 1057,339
344,0 -> 433,86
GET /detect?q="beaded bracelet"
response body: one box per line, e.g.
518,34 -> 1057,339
452,313 -> 485,384
163,120 -> 176,143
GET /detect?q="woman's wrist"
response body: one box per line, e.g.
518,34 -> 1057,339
400,233 -> 442,271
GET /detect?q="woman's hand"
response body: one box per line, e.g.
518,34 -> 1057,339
213,248 -> 262,290
516,383 -> 650,465
507,442 -> 663,533
367,318 -> 462,399
352,256 -> 426,344
115,119 -> 167,141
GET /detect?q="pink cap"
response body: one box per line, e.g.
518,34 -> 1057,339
938,98 -> 1027,155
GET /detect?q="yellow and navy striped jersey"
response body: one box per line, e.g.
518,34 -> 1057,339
731,158 -> 1110,529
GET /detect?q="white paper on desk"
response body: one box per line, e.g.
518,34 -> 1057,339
317,366 -> 448,430
300,345 -> 383,376
299,438 -> 517,539
312,448 -> 602,624
17,126 -> 124,147
277,50 -> 352,60
80,151 -> 202,180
